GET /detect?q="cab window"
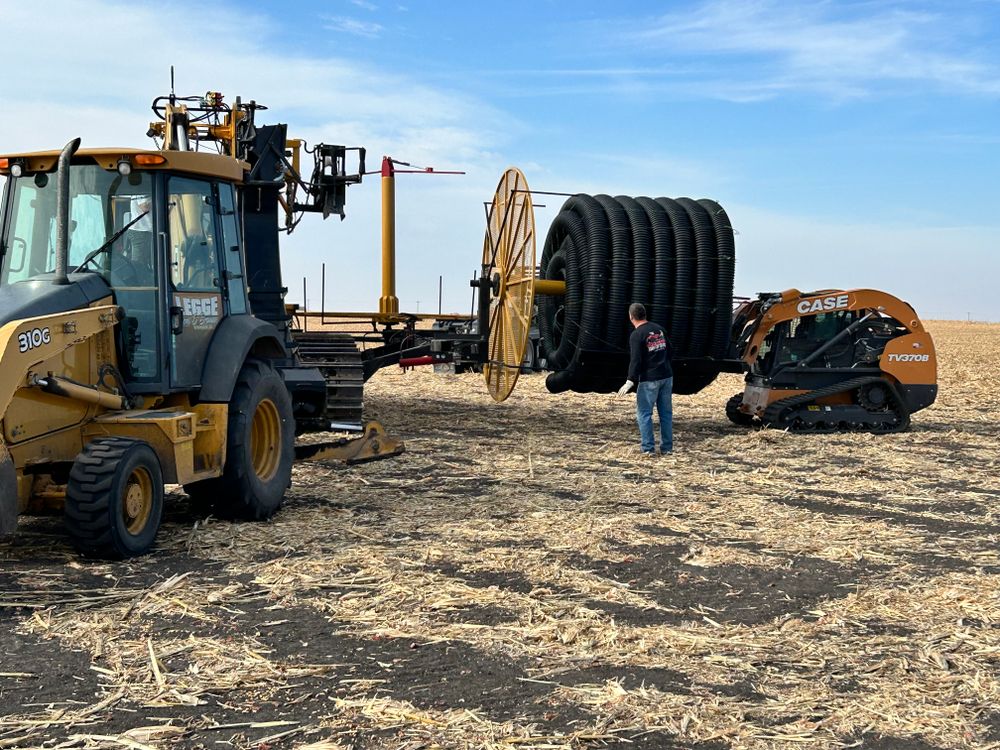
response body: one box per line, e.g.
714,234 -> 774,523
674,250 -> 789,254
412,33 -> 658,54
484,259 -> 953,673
217,183 -> 248,314
167,177 -> 218,292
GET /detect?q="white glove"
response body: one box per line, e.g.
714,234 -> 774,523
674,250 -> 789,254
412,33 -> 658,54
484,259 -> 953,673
616,380 -> 635,397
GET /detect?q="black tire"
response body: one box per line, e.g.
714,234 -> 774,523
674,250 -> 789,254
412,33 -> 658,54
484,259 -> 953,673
65,438 -> 164,559
726,392 -> 755,427
0,452 -> 18,536
521,339 -> 539,373
186,359 -> 294,520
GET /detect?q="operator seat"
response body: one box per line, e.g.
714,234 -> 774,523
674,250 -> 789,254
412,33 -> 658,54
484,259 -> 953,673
182,236 -> 216,290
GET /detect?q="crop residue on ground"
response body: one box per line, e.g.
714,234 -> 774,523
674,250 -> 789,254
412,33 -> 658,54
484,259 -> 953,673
1,321 -> 997,749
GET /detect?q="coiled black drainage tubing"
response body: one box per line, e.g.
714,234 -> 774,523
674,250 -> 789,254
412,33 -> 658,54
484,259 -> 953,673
538,214 -> 587,370
614,196 -> 654,320
567,195 -> 611,353
536,192 -> 736,396
633,198 -> 670,336
537,250 -> 567,366
654,198 -> 695,355
594,194 -> 633,351
675,198 -> 717,359
698,199 -> 737,359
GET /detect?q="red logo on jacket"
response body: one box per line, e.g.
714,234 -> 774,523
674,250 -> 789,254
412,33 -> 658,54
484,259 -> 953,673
646,331 -> 666,352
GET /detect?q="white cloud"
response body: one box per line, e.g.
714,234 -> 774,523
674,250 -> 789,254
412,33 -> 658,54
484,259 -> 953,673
0,1 -> 993,320
0,0 -> 518,314
612,1 -> 1000,101
322,15 -> 384,38
349,0 -> 378,10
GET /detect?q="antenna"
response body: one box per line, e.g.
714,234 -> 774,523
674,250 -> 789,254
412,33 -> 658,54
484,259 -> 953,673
169,65 -> 176,104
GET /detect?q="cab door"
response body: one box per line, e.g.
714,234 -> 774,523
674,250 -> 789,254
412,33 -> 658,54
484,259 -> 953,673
166,176 -> 224,389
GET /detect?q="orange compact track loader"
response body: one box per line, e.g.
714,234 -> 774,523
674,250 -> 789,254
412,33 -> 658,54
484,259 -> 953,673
726,289 -> 937,433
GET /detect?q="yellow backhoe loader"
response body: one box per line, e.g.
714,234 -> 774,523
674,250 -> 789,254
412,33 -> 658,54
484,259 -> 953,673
0,94 -> 400,558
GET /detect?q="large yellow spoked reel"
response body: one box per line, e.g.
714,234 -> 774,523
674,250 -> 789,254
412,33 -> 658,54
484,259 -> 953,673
482,168 -> 536,402
481,168 -> 568,402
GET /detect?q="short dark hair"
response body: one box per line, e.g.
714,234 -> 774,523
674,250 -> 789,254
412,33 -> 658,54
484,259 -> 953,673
629,302 -> 647,321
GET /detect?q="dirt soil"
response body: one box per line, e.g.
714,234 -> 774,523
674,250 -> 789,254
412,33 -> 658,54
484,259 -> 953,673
1,320 -> 997,749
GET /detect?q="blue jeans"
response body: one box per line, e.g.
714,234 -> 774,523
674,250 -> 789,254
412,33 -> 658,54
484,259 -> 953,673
636,377 -> 673,453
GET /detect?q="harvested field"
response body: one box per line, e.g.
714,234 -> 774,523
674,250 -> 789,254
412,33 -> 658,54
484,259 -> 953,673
1,320 -> 998,749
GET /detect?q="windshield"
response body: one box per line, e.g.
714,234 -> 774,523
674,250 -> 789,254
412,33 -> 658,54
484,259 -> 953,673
1,165 -> 154,286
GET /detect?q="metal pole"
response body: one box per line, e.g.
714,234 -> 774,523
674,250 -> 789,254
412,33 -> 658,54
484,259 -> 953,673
379,157 -> 399,317
438,275 -> 443,315
470,269 -> 476,319
302,277 -> 307,315
321,262 -> 326,325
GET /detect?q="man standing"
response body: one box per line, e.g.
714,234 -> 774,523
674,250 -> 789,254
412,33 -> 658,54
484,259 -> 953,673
617,303 -> 673,454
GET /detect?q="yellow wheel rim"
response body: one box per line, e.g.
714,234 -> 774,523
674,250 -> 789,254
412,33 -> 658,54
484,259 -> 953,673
482,167 -> 536,402
250,398 -> 281,482
122,467 -> 154,535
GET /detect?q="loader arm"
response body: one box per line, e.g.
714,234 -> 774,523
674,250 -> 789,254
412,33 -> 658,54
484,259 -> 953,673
0,305 -> 121,531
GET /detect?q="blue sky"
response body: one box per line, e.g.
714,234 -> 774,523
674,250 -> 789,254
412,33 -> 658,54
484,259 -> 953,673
2,0 -> 999,319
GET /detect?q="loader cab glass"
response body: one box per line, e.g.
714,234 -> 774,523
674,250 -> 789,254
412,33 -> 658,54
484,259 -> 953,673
166,176 -> 225,388
755,310 -> 858,375
0,164 -> 162,382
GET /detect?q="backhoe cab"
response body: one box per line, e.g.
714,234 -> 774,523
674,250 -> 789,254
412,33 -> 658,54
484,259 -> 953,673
0,92 -> 375,558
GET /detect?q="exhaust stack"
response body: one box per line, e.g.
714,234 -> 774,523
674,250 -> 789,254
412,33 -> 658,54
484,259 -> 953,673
53,137 -> 82,286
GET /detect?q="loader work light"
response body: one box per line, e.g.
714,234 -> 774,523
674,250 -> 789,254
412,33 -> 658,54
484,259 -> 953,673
0,158 -> 26,177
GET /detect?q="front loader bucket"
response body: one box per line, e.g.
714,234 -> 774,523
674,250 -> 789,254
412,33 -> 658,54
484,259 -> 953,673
0,443 -> 16,536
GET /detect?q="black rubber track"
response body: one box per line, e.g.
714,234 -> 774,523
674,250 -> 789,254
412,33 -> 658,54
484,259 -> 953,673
726,392 -> 755,426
